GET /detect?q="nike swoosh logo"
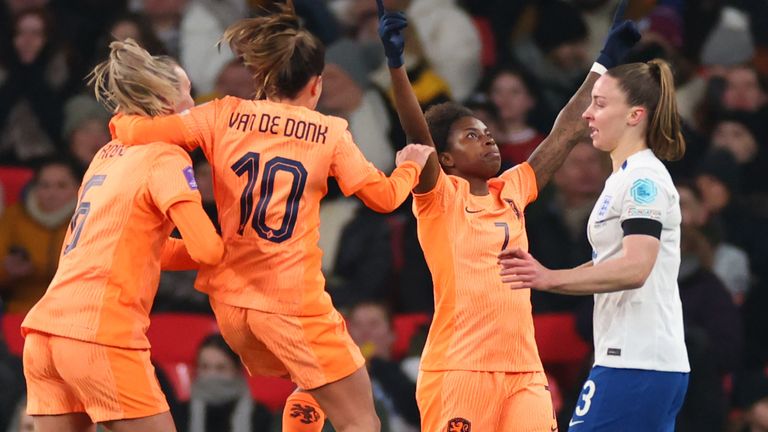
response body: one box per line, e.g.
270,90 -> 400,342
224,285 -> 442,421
569,419 -> 584,427
465,207 -> 482,213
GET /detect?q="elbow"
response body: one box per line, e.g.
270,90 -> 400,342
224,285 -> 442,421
624,267 -> 652,290
193,239 -> 224,266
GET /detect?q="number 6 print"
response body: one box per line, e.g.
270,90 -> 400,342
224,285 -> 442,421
64,175 -> 107,254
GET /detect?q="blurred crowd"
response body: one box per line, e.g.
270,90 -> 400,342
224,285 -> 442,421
1,0 -> 768,431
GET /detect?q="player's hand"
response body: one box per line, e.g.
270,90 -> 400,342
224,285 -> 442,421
595,0 -> 641,69
498,247 -> 556,291
4,252 -> 34,279
396,144 -> 435,168
376,0 -> 407,68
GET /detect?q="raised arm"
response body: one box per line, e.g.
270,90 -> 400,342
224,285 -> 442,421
527,0 -> 640,191
377,0 -> 440,194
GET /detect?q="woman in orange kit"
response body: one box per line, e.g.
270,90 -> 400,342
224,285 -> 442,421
21,40 -> 224,432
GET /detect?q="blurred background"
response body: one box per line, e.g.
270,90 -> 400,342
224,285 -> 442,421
1,0 -> 767,431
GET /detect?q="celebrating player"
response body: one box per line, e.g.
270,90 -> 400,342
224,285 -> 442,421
376,0 -> 640,430
21,39 -> 224,432
109,3 -> 434,431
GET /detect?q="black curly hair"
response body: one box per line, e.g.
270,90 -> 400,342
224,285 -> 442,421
424,102 -> 475,153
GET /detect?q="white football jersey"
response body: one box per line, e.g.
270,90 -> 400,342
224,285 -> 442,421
587,149 -> 690,372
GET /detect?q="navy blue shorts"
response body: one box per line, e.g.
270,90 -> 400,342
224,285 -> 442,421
567,366 -> 689,431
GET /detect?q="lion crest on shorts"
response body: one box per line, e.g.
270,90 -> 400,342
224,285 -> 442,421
289,403 -> 321,424
447,417 -> 471,432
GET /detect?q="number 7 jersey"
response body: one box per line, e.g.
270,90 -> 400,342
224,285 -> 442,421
413,163 -> 544,372
164,97 -> 384,316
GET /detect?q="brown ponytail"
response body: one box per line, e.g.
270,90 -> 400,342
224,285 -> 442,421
607,59 -> 686,161
221,1 -> 324,100
88,39 -> 180,116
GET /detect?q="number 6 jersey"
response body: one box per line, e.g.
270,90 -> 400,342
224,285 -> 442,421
22,143 -> 202,349
110,96 -> 420,316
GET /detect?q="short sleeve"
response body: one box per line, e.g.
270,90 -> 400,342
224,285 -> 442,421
498,162 -> 538,207
330,127 -> 379,196
619,168 -> 670,226
412,169 -> 455,219
147,146 -> 203,214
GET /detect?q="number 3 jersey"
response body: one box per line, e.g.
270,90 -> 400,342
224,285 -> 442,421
22,143 -> 201,349
587,149 -> 689,373
117,97 -> 401,316
414,163 -> 544,373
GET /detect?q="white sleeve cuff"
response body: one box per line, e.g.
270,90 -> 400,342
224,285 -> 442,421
591,62 -> 608,75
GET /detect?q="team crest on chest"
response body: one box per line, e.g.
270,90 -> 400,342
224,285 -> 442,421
447,417 -> 471,432
503,198 -> 521,220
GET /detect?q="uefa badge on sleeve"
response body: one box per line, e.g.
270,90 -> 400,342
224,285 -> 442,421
630,179 -> 656,204
183,166 -> 198,190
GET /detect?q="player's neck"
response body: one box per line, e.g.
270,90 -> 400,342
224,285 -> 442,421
610,137 -> 648,173
269,94 -> 316,110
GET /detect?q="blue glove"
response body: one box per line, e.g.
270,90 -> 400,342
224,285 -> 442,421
376,0 -> 407,69
596,0 -> 641,69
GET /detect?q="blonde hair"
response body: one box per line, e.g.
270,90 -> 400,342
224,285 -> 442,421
221,1 -> 324,100
88,39 -> 180,116
607,59 -> 686,161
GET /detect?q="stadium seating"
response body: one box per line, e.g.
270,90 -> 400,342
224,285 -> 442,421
533,312 -> 591,390
146,313 -> 219,401
391,312 -> 431,360
0,166 -> 34,207
247,375 -> 296,412
1,312 -> 25,356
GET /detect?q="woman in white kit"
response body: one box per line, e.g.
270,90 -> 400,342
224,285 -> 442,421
498,58 -> 689,432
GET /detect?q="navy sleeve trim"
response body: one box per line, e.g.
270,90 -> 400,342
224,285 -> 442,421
622,218 -> 662,239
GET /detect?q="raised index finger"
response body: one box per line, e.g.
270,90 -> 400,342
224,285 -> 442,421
611,0 -> 629,28
376,0 -> 385,18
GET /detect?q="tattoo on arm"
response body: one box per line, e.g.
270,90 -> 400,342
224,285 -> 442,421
528,73 -> 600,191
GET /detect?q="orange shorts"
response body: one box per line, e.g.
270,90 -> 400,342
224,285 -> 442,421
210,298 -> 365,390
23,331 -> 169,423
417,369 -> 558,432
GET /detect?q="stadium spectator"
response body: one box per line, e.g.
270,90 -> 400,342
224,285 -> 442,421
0,157 -> 80,313
0,8 -> 72,164
347,302 -> 420,431
319,38 -> 394,172
178,334 -> 272,432
525,138 -> 609,313
62,94 -> 111,170
513,1 -> 590,115
677,181 -> 751,304
485,66 -> 547,168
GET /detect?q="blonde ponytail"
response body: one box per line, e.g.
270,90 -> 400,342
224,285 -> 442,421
88,39 -> 180,116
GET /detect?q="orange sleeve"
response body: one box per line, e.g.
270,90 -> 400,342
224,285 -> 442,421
109,99 -> 221,152
412,169 -> 455,219
354,161 -> 422,213
166,201 -> 223,267
147,146 -> 202,214
160,238 -> 198,271
329,127 -> 381,196
498,162 -> 538,207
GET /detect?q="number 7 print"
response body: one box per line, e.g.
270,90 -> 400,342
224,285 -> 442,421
495,222 -> 509,251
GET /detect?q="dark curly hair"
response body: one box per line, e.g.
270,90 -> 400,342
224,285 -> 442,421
424,102 -> 475,153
